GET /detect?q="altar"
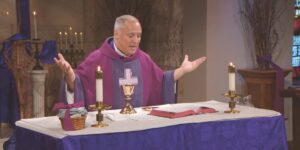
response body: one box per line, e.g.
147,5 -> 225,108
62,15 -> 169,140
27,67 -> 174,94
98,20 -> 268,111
15,100 -> 287,150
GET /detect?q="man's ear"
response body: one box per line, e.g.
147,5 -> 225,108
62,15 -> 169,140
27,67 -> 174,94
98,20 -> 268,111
114,30 -> 119,39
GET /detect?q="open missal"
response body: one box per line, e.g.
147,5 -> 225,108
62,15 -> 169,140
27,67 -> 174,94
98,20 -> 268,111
149,105 -> 217,118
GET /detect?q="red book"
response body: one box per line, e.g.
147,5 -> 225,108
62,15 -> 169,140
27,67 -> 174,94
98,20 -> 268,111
149,106 -> 217,118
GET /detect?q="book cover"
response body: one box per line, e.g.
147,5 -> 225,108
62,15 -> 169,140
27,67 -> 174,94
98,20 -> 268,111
149,106 -> 217,118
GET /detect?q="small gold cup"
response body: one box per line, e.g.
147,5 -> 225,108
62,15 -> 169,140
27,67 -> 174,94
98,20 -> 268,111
120,84 -> 136,114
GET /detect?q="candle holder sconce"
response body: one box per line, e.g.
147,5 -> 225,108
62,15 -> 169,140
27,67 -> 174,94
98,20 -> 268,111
59,43 -> 84,69
32,39 -> 43,70
89,102 -> 111,128
223,91 -> 241,113
57,30 -> 85,69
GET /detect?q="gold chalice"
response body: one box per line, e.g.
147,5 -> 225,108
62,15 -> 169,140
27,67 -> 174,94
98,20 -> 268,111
120,84 -> 136,114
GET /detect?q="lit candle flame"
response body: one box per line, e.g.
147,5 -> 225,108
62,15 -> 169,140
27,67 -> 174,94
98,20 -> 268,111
33,11 -> 36,16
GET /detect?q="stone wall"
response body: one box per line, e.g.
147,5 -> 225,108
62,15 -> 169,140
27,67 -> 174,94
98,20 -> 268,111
0,0 -> 17,41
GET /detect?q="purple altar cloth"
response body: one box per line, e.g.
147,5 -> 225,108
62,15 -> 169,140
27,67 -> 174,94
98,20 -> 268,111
15,115 -> 287,150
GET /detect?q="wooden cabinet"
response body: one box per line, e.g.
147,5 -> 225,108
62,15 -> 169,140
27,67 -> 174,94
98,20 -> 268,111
238,69 -> 291,110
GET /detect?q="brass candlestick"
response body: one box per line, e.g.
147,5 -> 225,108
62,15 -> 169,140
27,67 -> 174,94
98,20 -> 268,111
223,90 -> 241,113
120,85 -> 136,114
89,101 -> 111,128
32,39 -> 43,70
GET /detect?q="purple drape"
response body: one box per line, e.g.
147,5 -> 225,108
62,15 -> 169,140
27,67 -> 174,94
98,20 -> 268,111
14,116 -> 287,150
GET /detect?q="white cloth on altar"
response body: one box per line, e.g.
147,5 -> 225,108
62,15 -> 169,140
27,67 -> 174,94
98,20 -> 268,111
16,100 -> 280,139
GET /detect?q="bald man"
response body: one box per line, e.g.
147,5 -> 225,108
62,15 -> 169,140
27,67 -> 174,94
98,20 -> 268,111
55,15 -> 206,109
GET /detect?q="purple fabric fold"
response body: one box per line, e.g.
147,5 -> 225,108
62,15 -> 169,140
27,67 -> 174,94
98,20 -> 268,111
163,70 -> 175,104
257,55 -> 284,113
59,74 -> 85,105
52,101 -> 84,131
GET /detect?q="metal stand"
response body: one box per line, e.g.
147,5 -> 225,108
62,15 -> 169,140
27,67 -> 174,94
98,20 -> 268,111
32,39 -> 43,70
89,102 -> 111,128
223,91 -> 241,113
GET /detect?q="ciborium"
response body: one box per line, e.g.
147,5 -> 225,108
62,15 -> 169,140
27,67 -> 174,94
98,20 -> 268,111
120,84 -> 136,114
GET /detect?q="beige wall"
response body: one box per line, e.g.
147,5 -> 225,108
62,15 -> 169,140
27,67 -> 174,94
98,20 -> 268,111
206,0 -> 252,101
180,0 -> 207,102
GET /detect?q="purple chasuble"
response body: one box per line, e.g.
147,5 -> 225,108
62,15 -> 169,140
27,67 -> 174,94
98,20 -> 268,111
74,37 -> 175,109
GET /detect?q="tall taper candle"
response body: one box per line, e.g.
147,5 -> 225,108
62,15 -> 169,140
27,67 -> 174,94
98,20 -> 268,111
32,11 -> 38,39
59,32 -> 62,50
80,32 -> 83,49
96,66 -> 103,102
69,27 -> 73,44
228,62 -> 236,91
64,32 -> 68,49
74,32 -> 78,47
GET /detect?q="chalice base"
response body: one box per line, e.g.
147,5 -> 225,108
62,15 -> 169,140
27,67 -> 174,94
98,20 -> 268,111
91,121 -> 108,128
120,104 -> 136,114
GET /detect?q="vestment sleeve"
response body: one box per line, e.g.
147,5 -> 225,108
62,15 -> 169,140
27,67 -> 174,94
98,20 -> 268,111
162,70 -> 175,104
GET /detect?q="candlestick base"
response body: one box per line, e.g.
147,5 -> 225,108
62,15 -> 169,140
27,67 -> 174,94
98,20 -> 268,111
224,109 -> 240,113
89,102 -> 111,128
91,120 -> 108,128
223,91 -> 241,113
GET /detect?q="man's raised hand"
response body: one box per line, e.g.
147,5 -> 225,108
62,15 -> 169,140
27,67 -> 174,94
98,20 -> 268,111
174,54 -> 207,80
54,53 -> 75,91
54,53 -> 72,74
180,55 -> 207,74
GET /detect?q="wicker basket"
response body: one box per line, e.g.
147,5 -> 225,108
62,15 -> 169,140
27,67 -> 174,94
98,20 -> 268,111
59,116 -> 86,130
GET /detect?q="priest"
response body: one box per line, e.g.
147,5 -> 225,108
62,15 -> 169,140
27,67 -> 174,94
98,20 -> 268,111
54,15 -> 207,109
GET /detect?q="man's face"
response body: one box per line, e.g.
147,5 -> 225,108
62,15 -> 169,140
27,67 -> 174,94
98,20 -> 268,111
114,20 -> 142,56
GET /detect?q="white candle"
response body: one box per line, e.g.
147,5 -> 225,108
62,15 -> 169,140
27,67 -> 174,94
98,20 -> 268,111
32,11 -> 38,39
64,32 -> 68,49
74,32 -> 78,47
80,32 -> 83,49
59,32 -> 62,50
228,62 -> 236,91
69,27 -> 73,44
96,66 -> 103,102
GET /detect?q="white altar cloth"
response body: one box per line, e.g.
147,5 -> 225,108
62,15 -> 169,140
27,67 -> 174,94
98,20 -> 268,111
16,100 -> 280,139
